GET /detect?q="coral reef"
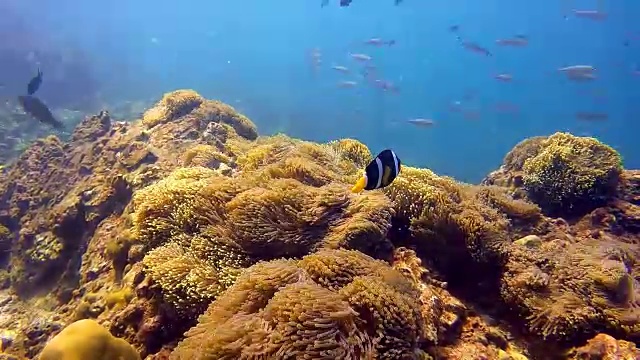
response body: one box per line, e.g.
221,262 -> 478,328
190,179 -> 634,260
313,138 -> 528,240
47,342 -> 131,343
0,91 -> 638,360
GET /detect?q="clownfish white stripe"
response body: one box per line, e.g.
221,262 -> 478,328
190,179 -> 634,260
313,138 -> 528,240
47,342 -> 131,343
391,150 -> 399,177
375,157 -> 383,189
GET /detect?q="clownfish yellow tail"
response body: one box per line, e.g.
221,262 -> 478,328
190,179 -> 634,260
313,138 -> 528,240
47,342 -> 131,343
351,176 -> 366,193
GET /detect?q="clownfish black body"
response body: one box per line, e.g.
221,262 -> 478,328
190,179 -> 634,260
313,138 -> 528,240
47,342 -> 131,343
351,149 -> 401,193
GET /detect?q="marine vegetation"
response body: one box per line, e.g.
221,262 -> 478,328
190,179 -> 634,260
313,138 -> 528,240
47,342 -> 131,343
484,132 -> 623,217
0,90 -> 639,360
170,249 -> 428,359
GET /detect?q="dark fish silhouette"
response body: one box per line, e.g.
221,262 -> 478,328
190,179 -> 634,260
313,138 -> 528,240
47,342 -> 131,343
17,95 -> 64,129
27,68 -> 43,95
339,0 -> 401,6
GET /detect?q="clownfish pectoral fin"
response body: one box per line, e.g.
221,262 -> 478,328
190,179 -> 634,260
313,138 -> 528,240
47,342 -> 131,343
351,176 -> 366,193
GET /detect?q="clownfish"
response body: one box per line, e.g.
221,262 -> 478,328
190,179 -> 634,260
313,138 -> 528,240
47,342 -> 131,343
351,149 -> 401,193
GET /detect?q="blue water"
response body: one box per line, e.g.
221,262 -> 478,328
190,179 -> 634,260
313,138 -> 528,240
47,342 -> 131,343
4,0 -> 639,182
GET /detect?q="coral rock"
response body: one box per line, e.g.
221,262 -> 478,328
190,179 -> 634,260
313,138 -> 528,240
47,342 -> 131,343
513,234 -> 542,248
569,333 -> 640,360
39,319 -> 140,360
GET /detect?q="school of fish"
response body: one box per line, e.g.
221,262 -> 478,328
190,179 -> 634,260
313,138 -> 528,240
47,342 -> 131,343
312,0 -> 623,129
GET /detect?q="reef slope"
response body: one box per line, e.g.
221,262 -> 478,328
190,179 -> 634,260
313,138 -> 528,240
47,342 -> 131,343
0,90 -> 638,360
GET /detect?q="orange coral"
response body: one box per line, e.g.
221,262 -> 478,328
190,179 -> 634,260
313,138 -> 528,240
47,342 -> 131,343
224,179 -> 335,259
182,144 -> 232,169
339,275 -> 424,358
502,238 -> 640,342
328,138 -> 372,168
383,166 -> 510,276
222,179 -> 394,260
130,167 -> 222,249
142,90 -> 204,128
471,186 -> 541,224
200,100 -> 258,140
170,249 -> 429,360
298,248 -> 391,291
262,281 -> 371,358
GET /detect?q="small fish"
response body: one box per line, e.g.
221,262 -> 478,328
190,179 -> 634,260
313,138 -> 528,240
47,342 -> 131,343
351,149 -> 401,193
558,65 -> 596,73
449,25 -> 460,33
339,0 -> 404,5
337,80 -> 358,88
494,74 -> 513,82
407,118 -> 435,127
321,0 -> 329,7
349,53 -> 372,62
339,0 -> 399,5
573,9 -> 607,20
17,95 -> 64,129
332,65 -> 350,73
495,36 -> 529,47
27,68 -> 43,95
364,38 -> 396,46
461,41 -> 492,56
575,112 -> 608,121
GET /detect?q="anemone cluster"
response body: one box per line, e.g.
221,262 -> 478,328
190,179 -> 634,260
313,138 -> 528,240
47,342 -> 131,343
3,90 -> 638,360
170,249 -> 427,360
